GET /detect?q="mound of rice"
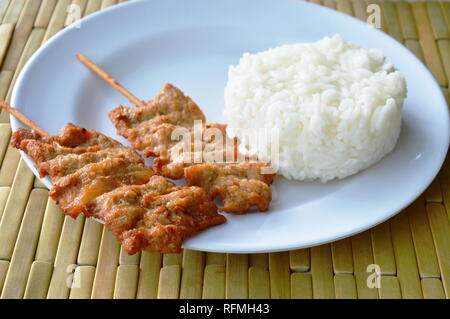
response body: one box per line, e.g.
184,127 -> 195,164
224,35 -> 407,182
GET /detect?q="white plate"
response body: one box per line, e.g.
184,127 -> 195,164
11,0 -> 449,253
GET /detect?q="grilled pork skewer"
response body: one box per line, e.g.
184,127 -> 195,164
76,53 -> 275,214
1,101 -> 225,254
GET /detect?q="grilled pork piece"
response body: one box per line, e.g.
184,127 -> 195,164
185,163 -> 274,214
109,84 -> 275,214
11,123 -> 225,254
89,176 -> 224,254
109,83 -> 205,157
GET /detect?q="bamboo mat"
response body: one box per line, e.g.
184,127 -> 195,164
0,0 -> 448,300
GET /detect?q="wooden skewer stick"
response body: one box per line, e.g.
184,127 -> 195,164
0,100 -> 51,138
76,53 -> 146,108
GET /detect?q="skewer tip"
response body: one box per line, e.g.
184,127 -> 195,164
76,52 -> 85,61
0,100 -> 50,138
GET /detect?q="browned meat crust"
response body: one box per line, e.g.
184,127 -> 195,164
38,147 -> 141,178
185,163 -> 274,214
109,85 -> 236,179
11,123 -> 225,254
108,84 -> 275,214
151,122 -> 239,179
11,123 -> 122,165
88,176 -> 225,254
50,158 -> 151,218
109,83 -> 206,156
12,124 -> 153,218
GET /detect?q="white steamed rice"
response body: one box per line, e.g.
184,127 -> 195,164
224,35 -> 407,182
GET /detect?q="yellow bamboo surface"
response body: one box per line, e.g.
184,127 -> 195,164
0,0 -> 449,299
